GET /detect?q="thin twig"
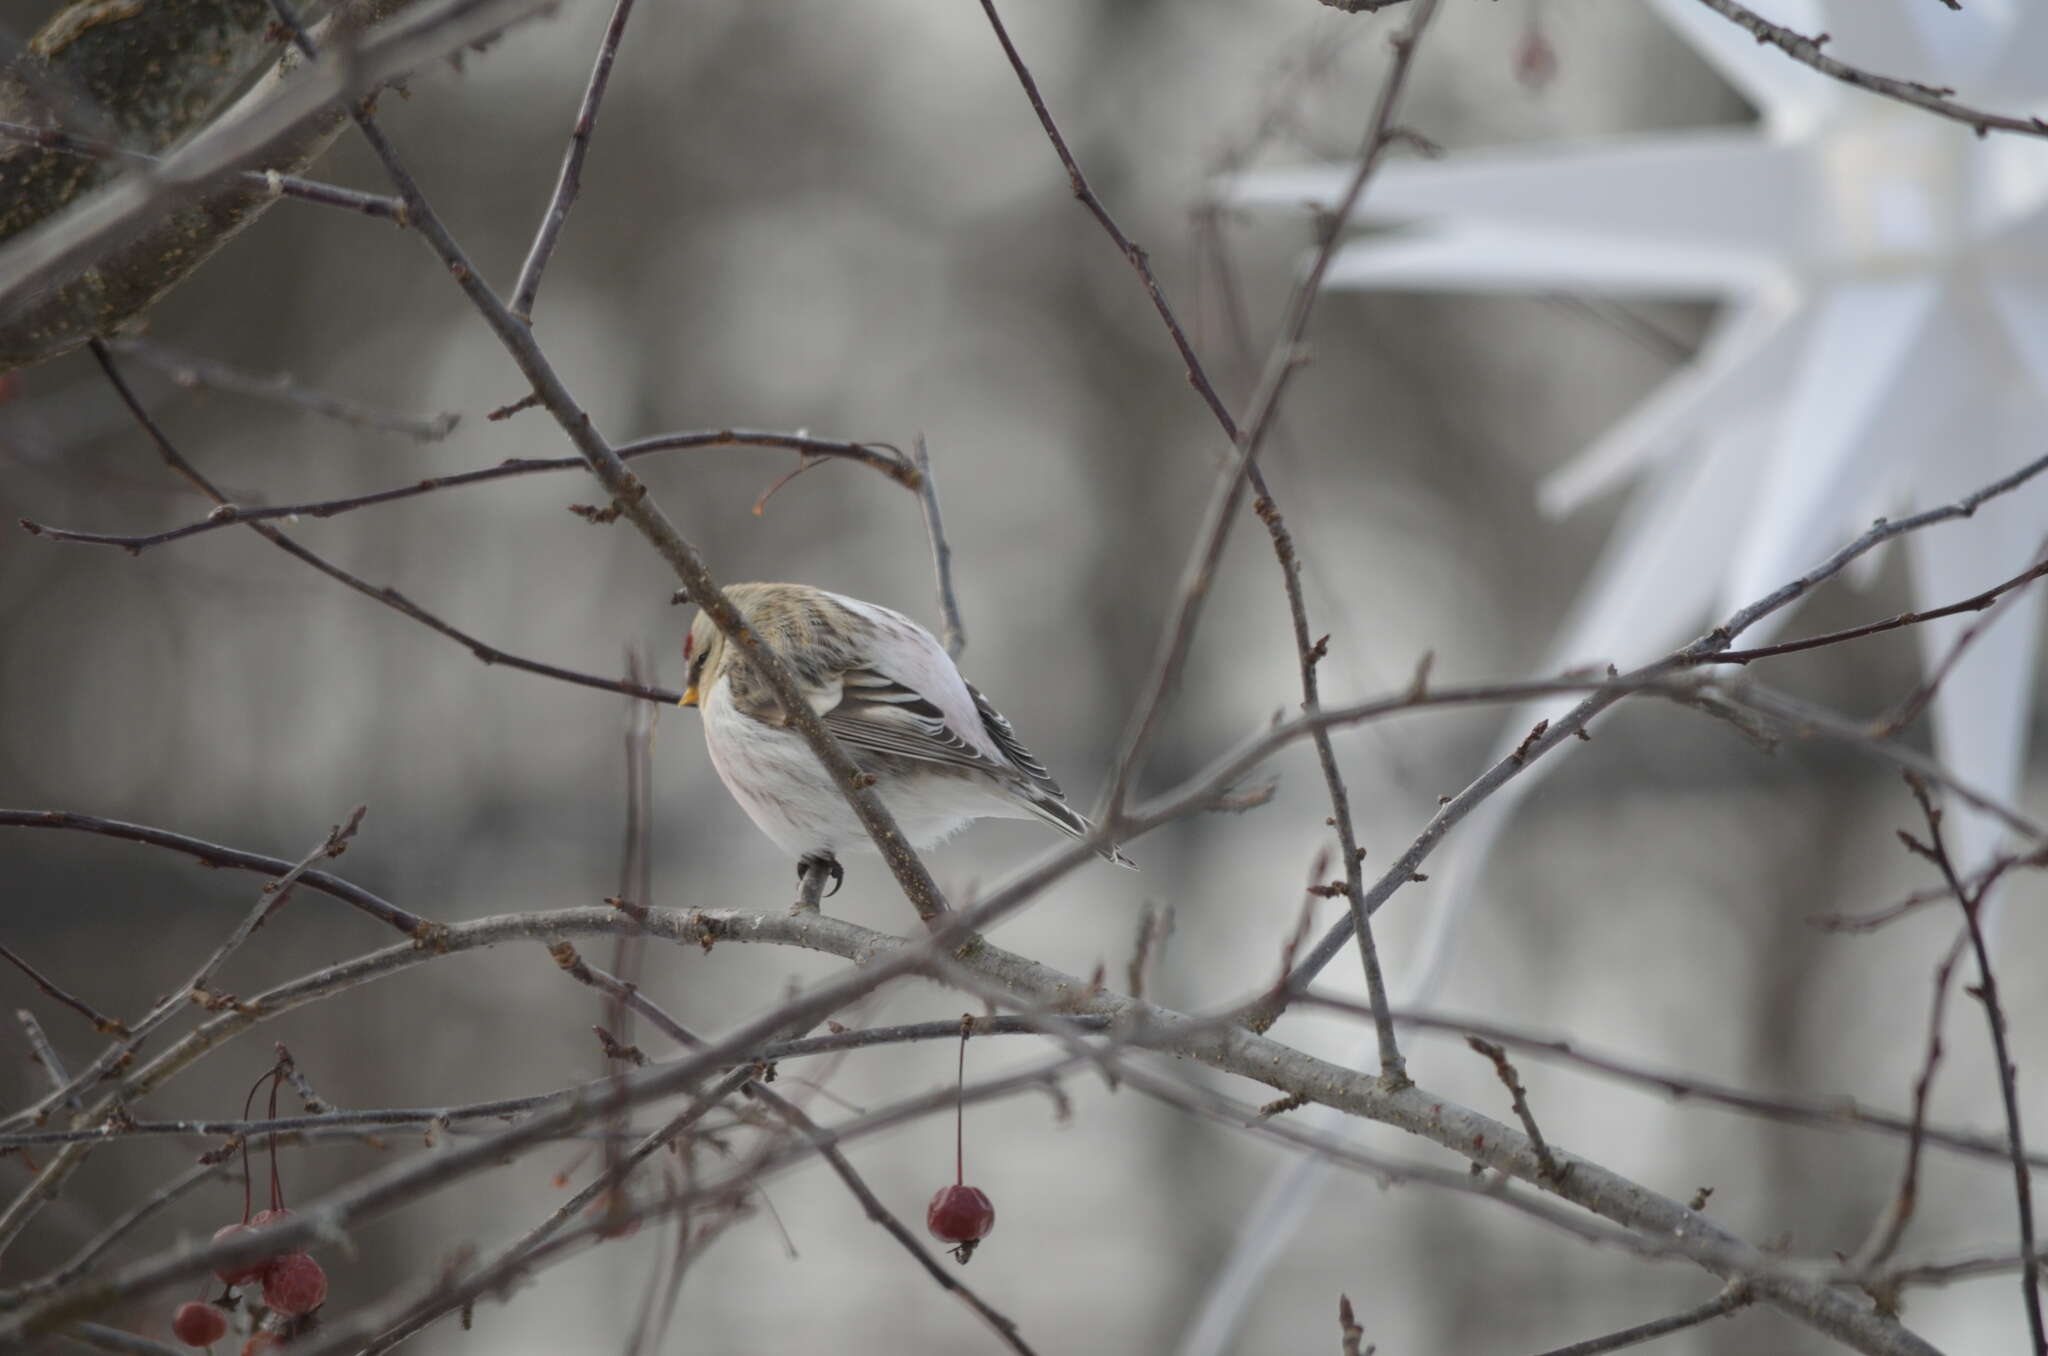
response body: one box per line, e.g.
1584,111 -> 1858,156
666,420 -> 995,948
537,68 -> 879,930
1849,931 -> 1966,1286
1814,851 -> 2040,933
980,0 -> 1437,1083
1298,996 -> 2048,1170
6,810 -> 369,1131
20,429 -> 914,554
1873,541 -> 2048,737
1468,1038 -> 1564,1185
1898,775 -> 2045,1352
0,813 -> 365,1259
79,339 -> 686,708
1265,451 -> 2048,1016
275,1041 -> 334,1116
368,1068 -> 761,1354
0,810 -> 430,940
912,435 -> 966,659
1706,557 -> 2048,667
15,1011 -> 78,1109
508,0 -> 638,319
1694,0 -> 2048,139
6,1162 -> 226,1304
1725,684 -> 2045,841
0,945 -> 128,1036
1531,1284 -> 1753,1356
1088,0 -> 1441,814
0,119 -> 410,223
606,647 -> 657,1057
109,337 -> 459,442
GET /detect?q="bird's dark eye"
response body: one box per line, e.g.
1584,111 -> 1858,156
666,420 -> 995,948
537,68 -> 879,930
688,650 -> 708,685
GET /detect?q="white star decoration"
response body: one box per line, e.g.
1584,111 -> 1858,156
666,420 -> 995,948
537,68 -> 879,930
1230,0 -> 2048,887
1182,6 -> 2048,1352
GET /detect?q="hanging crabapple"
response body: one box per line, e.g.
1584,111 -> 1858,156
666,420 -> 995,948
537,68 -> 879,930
262,1251 -> 328,1317
171,1300 -> 228,1347
925,1018 -> 996,1263
211,1223 -> 269,1287
926,1184 -> 996,1250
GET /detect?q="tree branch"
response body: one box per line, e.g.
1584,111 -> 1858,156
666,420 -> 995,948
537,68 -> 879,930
1694,0 -> 2048,139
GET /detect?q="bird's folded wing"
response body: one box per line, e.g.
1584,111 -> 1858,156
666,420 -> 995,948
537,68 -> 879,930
823,669 -> 1017,779
965,681 -> 1065,800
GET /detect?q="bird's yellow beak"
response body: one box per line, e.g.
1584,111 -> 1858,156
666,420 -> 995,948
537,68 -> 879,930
680,684 -> 699,708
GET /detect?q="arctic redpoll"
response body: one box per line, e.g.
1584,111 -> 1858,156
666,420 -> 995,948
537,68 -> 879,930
681,582 -> 1133,881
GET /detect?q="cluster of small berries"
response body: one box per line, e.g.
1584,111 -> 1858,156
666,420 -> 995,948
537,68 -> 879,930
169,1053 -> 329,1349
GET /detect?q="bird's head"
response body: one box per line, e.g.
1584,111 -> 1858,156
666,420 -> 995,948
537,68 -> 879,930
681,607 -> 727,708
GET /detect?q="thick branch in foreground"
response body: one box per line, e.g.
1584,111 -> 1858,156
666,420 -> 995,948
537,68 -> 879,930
0,0 -> 558,359
0,0 -> 423,369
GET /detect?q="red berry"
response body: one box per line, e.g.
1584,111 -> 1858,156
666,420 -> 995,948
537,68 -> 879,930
261,1251 -> 327,1316
926,1184 -> 995,1244
211,1223 -> 268,1287
172,1301 -> 228,1347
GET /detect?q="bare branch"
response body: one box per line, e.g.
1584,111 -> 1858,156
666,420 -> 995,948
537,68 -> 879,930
108,337 -> 457,442
1467,1037 -> 1564,1185
1093,0 -> 1442,816
14,1010 -> 77,1109
0,944 -> 127,1036
7,1162 -> 226,1306
1694,0 -> 2048,139
1531,1284 -> 1753,1356
1898,774 -> 2045,1350
0,893 -> 1945,1356
1707,556 -> 2048,668
1874,540 -> 2048,737
912,435 -> 966,659
1847,931 -> 1965,1285
0,811 -> 364,1258
508,0 -> 637,320
1301,996 -> 2048,1172
977,0 -> 1439,1084
0,809 -> 431,939
70,340 -> 684,707
19,427 -> 914,554
1266,450 -> 2048,1013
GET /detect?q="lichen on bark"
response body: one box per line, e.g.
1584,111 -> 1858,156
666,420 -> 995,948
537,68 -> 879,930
0,0 -> 391,371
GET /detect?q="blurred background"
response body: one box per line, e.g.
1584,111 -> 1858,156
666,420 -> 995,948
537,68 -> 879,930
3,0 -> 2046,1351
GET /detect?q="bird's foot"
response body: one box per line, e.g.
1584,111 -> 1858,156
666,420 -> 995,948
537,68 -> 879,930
794,853 -> 843,912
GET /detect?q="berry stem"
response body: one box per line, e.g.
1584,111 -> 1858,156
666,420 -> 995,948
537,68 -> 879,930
955,1017 -> 968,1187
266,1065 -> 284,1210
237,1070 -> 268,1222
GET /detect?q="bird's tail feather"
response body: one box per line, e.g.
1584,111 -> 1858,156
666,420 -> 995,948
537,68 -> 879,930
1024,794 -> 1137,870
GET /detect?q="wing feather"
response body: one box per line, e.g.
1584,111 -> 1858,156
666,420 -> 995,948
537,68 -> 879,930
965,682 -> 1063,799
824,670 -> 1016,778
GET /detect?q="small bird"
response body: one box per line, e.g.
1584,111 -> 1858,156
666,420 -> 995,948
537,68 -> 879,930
681,582 -> 1134,887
